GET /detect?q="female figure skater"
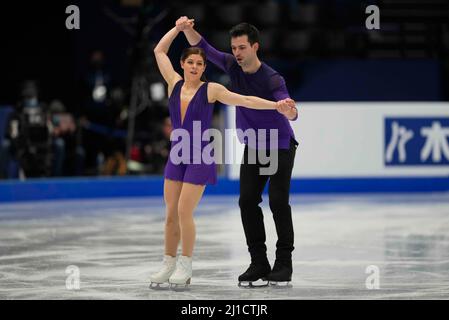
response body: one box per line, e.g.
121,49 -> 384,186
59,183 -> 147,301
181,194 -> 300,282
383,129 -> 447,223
149,23 -> 295,288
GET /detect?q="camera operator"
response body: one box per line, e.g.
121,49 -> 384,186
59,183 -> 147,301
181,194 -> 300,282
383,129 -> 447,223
5,81 -> 52,178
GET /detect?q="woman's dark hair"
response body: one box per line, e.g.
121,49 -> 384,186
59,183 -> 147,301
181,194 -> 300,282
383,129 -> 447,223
180,47 -> 207,81
229,22 -> 260,46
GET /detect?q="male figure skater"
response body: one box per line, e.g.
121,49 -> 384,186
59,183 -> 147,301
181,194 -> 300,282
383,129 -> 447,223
178,18 -> 299,287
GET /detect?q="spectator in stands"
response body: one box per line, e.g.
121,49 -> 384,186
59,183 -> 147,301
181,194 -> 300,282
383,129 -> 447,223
0,107 -> 15,179
48,100 -> 85,176
80,50 -> 119,175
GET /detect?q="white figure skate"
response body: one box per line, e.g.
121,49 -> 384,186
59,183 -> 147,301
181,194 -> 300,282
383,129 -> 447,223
169,255 -> 192,290
149,255 -> 177,289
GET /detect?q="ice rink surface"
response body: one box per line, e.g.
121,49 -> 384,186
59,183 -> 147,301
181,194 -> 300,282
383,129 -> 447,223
1,193 -> 448,300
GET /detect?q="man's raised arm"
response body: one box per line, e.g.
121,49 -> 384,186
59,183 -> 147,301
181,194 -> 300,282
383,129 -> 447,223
176,17 -> 201,46
176,16 -> 234,73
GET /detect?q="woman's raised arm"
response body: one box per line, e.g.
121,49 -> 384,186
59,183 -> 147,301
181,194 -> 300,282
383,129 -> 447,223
153,27 -> 182,90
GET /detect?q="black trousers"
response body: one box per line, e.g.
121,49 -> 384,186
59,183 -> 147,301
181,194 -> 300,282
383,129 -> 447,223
239,138 -> 298,264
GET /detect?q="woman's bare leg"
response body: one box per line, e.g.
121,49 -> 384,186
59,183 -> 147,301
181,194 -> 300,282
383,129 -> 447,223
177,182 -> 206,257
163,179 -> 183,256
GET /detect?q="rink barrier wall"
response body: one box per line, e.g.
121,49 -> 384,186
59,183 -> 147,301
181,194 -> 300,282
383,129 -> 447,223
226,103 -> 449,179
0,176 -> 448,203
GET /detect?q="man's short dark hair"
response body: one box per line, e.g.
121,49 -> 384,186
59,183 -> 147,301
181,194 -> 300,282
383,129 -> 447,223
229,23 -> 260,46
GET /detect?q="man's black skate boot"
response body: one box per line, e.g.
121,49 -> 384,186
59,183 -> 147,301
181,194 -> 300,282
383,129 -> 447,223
238,261 -> 271,288
267,260 -> 292,287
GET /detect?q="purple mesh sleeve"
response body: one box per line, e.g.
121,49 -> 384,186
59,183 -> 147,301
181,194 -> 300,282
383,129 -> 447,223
194,37 -> 235,73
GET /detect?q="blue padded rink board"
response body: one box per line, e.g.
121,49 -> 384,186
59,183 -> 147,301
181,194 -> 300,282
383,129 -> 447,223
0,178 -> 449,299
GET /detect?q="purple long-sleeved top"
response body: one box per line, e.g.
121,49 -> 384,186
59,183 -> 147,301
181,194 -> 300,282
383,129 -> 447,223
195,37 -> 297,150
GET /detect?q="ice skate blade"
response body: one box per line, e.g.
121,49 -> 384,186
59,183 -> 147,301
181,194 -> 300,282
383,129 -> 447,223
269,281 -> 292,288
169,278 -> 191,291
169,283 -> 190,291
149,282 -> 170,290
238,279 -> 269,288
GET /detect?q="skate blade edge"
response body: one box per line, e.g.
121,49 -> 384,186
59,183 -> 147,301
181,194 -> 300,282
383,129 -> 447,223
149,282 -> 170,290
269,281 -> 292,288
169,278 -> 191,291
238,279 -> 269,288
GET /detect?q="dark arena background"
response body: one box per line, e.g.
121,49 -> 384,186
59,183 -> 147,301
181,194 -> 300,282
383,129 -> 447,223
0,0 -> 448,306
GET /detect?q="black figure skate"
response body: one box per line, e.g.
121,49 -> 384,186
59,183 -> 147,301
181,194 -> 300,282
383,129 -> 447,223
267,260 -> 292,288
238,262 -> 271,288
